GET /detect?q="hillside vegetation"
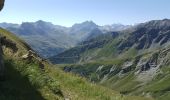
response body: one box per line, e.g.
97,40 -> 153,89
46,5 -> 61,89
0,28 -> 151,100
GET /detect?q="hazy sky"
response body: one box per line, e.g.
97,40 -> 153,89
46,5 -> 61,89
0,0 -> 170,26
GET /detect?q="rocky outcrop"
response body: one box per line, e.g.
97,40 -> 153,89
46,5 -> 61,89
22,50 -> 36,61
1,36 -> 18,53
22,50 -> 46,71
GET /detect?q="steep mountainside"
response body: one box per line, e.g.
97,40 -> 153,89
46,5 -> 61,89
50,19 -> 170,100
0,28 -> 151,100
118,19 -> 170,51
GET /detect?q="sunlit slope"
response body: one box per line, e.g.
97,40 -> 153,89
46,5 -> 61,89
50,19 -> 170,100
0,28 -> 152,100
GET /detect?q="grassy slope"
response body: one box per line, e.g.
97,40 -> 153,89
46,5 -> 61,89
0,28 -> 151,100
58,49 -> 170,100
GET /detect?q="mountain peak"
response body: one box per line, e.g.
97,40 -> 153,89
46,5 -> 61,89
72,21 -> 98,28
35,20 -> 54,26
137,19 -> 170,29
82,20 -> 96,25
36,20 -> 45,23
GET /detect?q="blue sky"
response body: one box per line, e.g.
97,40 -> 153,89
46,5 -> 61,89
0,0 -> 170,26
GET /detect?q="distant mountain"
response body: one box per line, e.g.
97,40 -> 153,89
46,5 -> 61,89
70,21 -> 98,33
1,20 -> 76,58
99,24 -> 132,33
69,21 -> 101,41
0,22 -> 19,28
0,20 -> 130,58
68,21 -> 131,42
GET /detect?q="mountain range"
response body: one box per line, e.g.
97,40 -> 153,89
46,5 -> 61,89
0,20 -> 130,58
51,19 -> 170,63
0,22 -> 148,100
2,19 -> 170,99
49,19 -> 170,100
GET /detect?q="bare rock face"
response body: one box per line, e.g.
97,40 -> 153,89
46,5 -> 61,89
0,0 -> 5,79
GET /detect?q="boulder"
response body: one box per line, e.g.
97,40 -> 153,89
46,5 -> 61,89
21,50 -> 35,61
